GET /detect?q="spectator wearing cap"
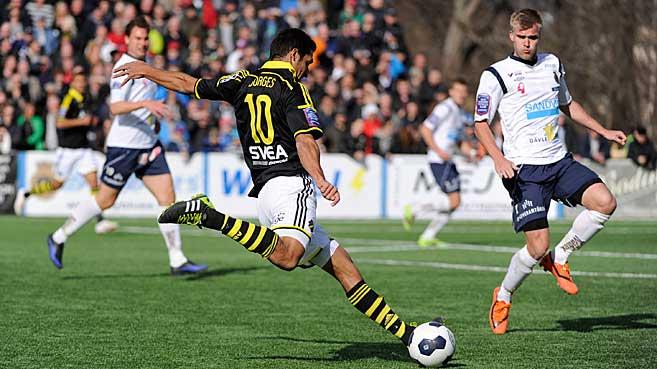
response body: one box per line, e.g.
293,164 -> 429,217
628,125 -> 657,170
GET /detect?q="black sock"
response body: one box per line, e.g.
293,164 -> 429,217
202,208 -> 279,258
346,280 -> 414,345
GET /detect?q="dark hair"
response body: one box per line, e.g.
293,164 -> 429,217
636,125 -> 647,135
126,15 -> 150,37
450,77 -> 468,88
269,28 -> 316,60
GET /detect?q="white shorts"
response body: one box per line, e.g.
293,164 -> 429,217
257,174 -> 339,267
54,147 -> 99,181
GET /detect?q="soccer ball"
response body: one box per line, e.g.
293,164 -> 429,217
407,320 -> 456,367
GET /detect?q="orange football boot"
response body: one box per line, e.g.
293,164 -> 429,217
489,287 -> 512,335
540,251 -> 579,295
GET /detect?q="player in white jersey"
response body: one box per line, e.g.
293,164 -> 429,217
473,9 -> 626,335
46,16 -> 207,275
402,79 -> 471,246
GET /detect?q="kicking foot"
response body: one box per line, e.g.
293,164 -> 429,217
158,194 -> 215,227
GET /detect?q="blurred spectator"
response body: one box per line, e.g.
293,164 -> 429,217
556,114 -> 580,154
580,130 -> 610,165
628,125 -> 657,170
390,123 -> 425,154
15,101 -> 45,150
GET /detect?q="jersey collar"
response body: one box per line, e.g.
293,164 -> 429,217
509,53 -> 538,66
261,60 -> 296,74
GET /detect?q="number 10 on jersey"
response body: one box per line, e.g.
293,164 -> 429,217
245,93 -> 274,145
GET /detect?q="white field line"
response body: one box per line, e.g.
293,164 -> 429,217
358,259 -> 657,280
324,225 -> 657,235
117,227 -> 657,260
340,238 -> 657,260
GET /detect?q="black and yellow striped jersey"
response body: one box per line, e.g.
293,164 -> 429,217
58,87 -> 90,149
194,60 -> 323,197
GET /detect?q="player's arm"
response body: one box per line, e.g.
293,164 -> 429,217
287,83 -> 339,206
296,134 -> 339,206
473,71 -> 517,178
560,101 -> 626,146
112,61 -> 197,93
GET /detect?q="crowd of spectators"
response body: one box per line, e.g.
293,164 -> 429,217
0,0 -> 654,171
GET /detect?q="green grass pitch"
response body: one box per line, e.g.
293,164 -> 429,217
1,216 -> 656,368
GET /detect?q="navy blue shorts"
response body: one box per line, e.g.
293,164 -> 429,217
430,162 -> 461,194
101,142 -> 170,189
502,153 -> 601,233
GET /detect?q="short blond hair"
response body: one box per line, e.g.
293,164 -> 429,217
510,8 -> 542,31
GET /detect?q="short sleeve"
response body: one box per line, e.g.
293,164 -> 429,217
423,103 -> 449,131
194,70 -> 248,103
474,70 -> 503,124
557,62 -> 573,106
286,82 -> 323,139
110,76 -> 131,103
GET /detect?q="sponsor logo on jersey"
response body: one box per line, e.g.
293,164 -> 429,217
476,94 -> 490,115
517,82 -> 525,94
525,98 -> 559,119
249,144 -> 289,166
303,107 -> 321,127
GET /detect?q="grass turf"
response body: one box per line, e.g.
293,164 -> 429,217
1,216 -> 656,368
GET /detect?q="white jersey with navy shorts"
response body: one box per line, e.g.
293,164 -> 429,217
423,97 -> 466,193
102,53 -> 169,189
474,53 -> 570,165
474,53 -> 600,232
108,53 -> 159,149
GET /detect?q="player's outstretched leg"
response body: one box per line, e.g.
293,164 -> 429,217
321,246 -> 416,346
159,194 -> 280,259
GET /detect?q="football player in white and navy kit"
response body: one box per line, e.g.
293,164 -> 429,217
47,16 -> 207,275
473,9 -> 626,335
402,79 -> 472,246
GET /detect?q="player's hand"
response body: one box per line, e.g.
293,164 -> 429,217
317,179 -> 340,206
494,157 -> 518,179
437,150 -> 451,162
112,61 -> 151,87
143,100 -> 172,120
602,129 -> 627,146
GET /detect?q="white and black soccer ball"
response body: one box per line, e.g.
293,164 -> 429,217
407,321 -> 456,367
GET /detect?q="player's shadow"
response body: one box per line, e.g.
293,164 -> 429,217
183,266 -> 266,281
247,336 -> 465,367
508,313 -> 657,333
61,266 -> 264,281
557,313 -> 657,332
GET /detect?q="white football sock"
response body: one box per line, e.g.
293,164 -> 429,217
52,197 -> 102,244
554,210 -> 609,264
498,246 -> 538,302
419,211 -> 450,240
158,207 -> 187,268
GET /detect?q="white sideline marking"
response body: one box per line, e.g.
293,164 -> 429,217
358,259 -> 657,280
341,238 -> 657,260
117,227 -> 657,260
